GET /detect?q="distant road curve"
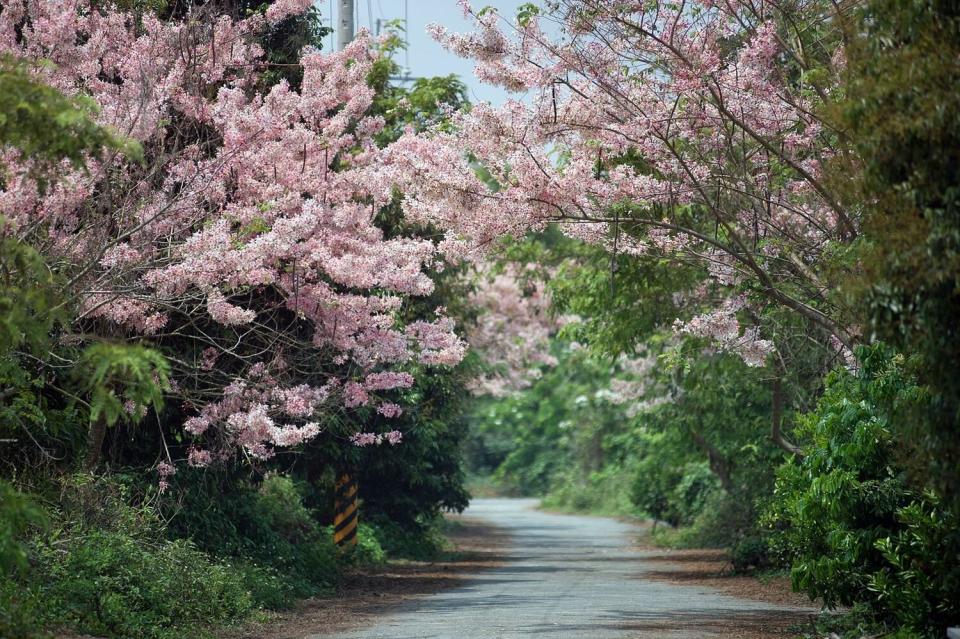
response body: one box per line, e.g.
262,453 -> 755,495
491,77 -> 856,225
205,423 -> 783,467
316,498 -> 815,639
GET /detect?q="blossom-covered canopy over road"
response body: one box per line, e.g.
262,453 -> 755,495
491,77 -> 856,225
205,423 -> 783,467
2,0 -> 958,637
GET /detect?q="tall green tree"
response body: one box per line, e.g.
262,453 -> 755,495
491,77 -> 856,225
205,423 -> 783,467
843,0 -> 960,506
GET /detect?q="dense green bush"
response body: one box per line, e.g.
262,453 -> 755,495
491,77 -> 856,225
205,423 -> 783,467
629,431 -> 689,526
33,532 -> 252,639
167,472 -> 340,602
542,465 -> 638,516
766,346 -> 960,635
0,481 -> 47,639
0,480 -> 45,575
367,514 -> 450,560
730,535 -> 770,574
339,522 -> 387,567
844,0 -> 960,510
660,462 -> 721,528
0,475 -> 261,639
0,468 -> 432,639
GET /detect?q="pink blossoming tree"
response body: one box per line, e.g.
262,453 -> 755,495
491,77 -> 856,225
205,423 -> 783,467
466,263 -> 560,396
385,0 -> 858,372
1,0 -> 466,464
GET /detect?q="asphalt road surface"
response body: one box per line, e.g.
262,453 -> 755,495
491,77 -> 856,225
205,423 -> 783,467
321,498 -> 814,639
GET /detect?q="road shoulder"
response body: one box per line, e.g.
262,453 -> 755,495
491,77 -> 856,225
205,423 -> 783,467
217,516 -> 506,639
625,525 -> 820,638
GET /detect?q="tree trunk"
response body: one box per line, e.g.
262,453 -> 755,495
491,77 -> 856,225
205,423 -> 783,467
690,429 -> 734,492
84,416 -> 107,471
771,376 -> 802,456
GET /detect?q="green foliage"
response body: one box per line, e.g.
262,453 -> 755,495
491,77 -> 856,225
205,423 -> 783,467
366,515 -> 451,561
166,473 -> 340,603
259,5 -> 331,88
634,459 -> 721,528
0,227 -> 77,467
0,232 -> 63,357
629,429 -> 733,536
339,522 -> 387,567
548,234 -> 698,358
516,3 -> 540,27
842,0 -> 960,507
796,605 -> 925,639
351,363 -> 472,530
75,343 -> 169,428
639,352 -> 787,551
0,56 -> 140,186
32,532 -> 252,638
1,475 -> 257,639
367,18 -> 469,144
0,576 -> 45,639
466,346 -> 624,497
731,535 -> 770,574
766,345 -> 960,635
0,481 -> 46,575
0,481 -> 47,639
541,468 -> 638,516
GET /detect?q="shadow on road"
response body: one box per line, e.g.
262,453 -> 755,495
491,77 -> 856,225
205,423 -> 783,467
217,517 -> 508,639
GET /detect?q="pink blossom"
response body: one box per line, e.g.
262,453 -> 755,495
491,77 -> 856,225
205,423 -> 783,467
343,381 -> 370,408
465,265 -> 559,396
207,292 -> 256,326
184,416 -> 210,435
364,372 -> 414,391
264,0 -> 314,23
381,0 -> 854,360
187,448 -> 212,467
200,347 -> 219,371
350,432 -> 380,447
377,402 -> 403,418
674,297 -> 776,367
349,430 -> 403,446
156,461 -> 176,492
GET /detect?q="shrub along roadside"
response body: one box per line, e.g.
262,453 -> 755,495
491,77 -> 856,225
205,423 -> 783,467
765,345 -> 960,637
0,472 -> 394,639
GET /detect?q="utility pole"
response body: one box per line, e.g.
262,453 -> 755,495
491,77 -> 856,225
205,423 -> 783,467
337,0 -> 355,51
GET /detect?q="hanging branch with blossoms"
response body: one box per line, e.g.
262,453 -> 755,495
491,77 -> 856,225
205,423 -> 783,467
465,264 -> 561,397
0,0 -> 466,466
384,0 -> 859,369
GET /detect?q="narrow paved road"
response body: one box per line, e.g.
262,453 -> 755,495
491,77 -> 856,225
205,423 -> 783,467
321,498 -> 814,639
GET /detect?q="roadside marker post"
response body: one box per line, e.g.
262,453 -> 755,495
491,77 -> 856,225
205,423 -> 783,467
333,472 -> 359,549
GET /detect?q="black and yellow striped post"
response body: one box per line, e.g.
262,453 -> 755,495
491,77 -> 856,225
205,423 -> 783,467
333,472 -> 359,549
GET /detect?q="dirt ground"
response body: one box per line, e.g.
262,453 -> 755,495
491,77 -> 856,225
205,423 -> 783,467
627,530 -> 819,638
217,516 -> 508,639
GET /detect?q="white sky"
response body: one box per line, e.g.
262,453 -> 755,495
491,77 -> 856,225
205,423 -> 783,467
319,0 -> 535,105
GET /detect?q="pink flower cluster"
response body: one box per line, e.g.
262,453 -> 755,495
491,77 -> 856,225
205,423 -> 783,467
465,265 -> 560,396
377,402 -> 403,418
156,461 -> 176,493
674,296 -> 776,367
350,430 -> 403,447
